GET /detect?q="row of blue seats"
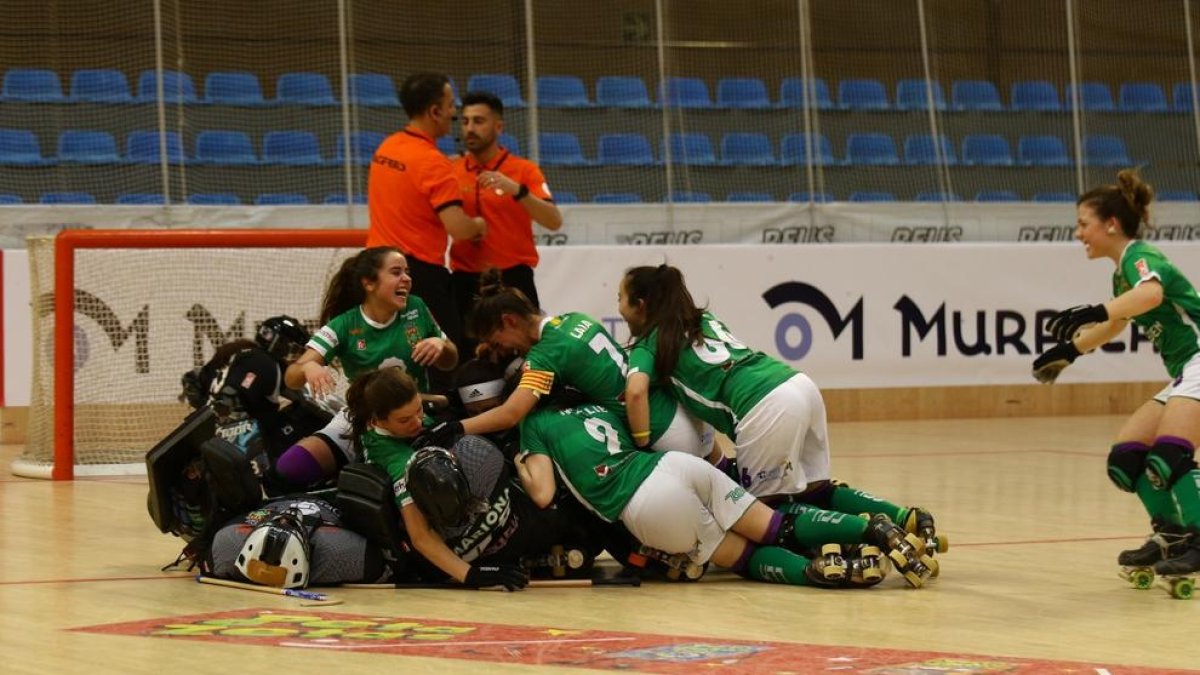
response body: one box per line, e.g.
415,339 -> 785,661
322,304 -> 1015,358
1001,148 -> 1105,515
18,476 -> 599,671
8,190 -> 1198,206
4,68 -> 1197,112
0,127 -> 1135,168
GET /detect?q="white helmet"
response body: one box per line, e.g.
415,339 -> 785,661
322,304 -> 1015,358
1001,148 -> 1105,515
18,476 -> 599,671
235,509 -> 311,589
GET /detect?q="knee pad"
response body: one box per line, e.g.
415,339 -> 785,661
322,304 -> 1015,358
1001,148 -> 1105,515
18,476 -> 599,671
336,462 -> 410,578
1146,438 -> 1198,490
794,479 -> 837,509
1107,442 -> 1150,493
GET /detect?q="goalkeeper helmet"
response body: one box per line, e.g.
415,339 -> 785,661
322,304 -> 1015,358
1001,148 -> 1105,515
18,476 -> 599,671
235,508 -> 312,588
256,315 -> 309,362
407,447 -> 475,531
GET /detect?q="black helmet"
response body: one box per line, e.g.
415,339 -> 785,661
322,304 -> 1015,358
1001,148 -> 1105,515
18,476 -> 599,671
256,315 -> 309,361
406,447 -> 475,531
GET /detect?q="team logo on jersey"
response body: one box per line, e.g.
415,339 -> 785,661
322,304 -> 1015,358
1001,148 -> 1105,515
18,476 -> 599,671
594,464 -> 611,479
406,324 -> 420,346
1135,258 -> 1151,278
356,339 -> 367,351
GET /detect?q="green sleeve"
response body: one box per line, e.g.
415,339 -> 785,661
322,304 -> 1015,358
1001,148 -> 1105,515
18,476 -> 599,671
627,336 -> 657,378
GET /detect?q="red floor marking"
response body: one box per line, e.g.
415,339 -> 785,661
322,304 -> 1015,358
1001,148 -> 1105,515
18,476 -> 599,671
72,608 -> 1199,674
954,534 -> 1142,547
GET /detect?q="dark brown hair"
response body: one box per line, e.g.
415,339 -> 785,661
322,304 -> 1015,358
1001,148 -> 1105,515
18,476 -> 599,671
622,265 -> 705,384
400,73 -> 450,119
467,267 -> 537,339
1078,168 -> 1155,239
320,246 -> 403,324
344,366 -> 420,443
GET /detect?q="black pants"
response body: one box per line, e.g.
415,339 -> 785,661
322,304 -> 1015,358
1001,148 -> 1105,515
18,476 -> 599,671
408,256 -> 461,392
451,264 -> 540,358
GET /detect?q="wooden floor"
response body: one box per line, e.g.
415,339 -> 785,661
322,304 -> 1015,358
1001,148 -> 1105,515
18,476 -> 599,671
2,415 -> 1198,674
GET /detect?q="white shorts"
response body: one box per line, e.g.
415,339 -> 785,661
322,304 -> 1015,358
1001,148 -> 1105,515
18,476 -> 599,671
734,373 -> 831,499
619,452 -> 755,565
1153,352 -> 1200,404
650,402 -> 716,458
314,409 -> 358,463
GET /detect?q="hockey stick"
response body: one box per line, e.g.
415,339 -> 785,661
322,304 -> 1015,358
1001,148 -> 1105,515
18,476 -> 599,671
196,575 -> 344,606
342,576 -> 641,590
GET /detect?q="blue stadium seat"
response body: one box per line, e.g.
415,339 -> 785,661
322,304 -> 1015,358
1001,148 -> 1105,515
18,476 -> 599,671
1033,192 -> 1075,203
536,76 -> 591,108
778,77 -> 833,109
719,133 -> 775,166
961,134 -> 1014,166
845,133 -> 899,165
726,191 -> 774,202
780,133 -> 838,166
597,134 -> 655,166
187,193 -> 241,205
194,130 -> 259,165
56,130 -> 120,163
0,194 -> 24,204
789,192 -> 834,203
436,136 -> 459,156
467,74 -> 526,108
595,76 -> 652,108
1157,190 -> 1199,202
593,192 -> 642,203
69,69 -> 132,103
1083,135 -> 1131,166
660,77 -> 712,109
975,190 -> 1021,202
116,193 -> 165,205
550,191 -> 579,204
838,79 -> 890,110
334,131 -> 386,165
262,131 -> 324,166
275,72 -> 336,106
915,191 -> 962,202
255,193 -> 310,205
1118,82 -> 1168,112
951,80 -> 1003,111
40,192 -> 95,205
1010,80 -> 1061,111
715,77 -> 770,109
347,73 -> 398,107
498,133 -> 521,155
136,70 -> 198,103
662,132 -> 716,166
0,129 -> 51,165
125,130 -> 186,164
849,191 -> 896,202
903,134 -> 957,165
1,68 -> 64,102
895,79 -> 946,111
1065,81 -> 1114,111
1173,82 -> 1198,111
1018,135 -> 1071,167
668,190 -> 712,203
323,193 -> 366,204
538,132 -> 590,166
203,72 -> 265,105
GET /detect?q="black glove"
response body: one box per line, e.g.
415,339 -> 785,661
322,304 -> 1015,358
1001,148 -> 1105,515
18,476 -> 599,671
1032,341 -> 1081,384
1046,304 -> 1108,342
413,420 -> 464,450
464,562 -> 528,591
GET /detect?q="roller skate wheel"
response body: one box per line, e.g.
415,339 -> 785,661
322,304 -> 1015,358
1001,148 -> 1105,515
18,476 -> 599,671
860,545 -> 882,557
886,549 -> 910,570
900,568 -> 925,588
903,532 -> 926,551
822,562 -> 847,581
860,565 -> 883,583
1121,567 -> 1155,590
925,557 -> 940,579
665,568 -> 682,581
934,534 -> 949,553
819,543 -> 842,556
683,562 -> 706,581
550,545 -> 567,577
564,549 -> 586,569
1171,577 -> 1194,600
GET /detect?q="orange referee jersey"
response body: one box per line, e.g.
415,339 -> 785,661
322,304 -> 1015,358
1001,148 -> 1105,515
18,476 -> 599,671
449,148 -> 552,273
367,126 -> 462,265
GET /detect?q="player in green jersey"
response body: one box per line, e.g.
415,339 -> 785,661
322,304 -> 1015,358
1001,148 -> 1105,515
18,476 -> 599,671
419,269 -> 714,461
619,265 -> 946,562
517,404 -> 936,588
269,247 -> 458,493
1034,169 -> 1200,577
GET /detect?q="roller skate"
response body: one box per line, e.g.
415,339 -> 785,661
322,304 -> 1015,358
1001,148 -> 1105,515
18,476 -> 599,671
845,544 -> 888,587
801,543 -> 849,588
624,545 -> 707,582
1151,532 -> 1200,600
522,544 -> 594,579
901,507 -> 946,578
863,513 -> 934,588
1117,522 -> 1189,591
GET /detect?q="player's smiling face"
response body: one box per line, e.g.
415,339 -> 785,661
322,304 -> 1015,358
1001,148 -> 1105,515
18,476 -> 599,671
1075,203 -> 1115,260
366,251 -> 412,311
487,314 -> 534,354
374,395 -> 424,438
617,278 -> 646,336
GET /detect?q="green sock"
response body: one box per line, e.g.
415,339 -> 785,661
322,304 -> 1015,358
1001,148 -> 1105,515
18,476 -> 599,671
1136,473 -> 1183,526
1169,470 -> 1200,529
742,546 -> 813,586
829,484 -> 907,522
786,508 -> 869,548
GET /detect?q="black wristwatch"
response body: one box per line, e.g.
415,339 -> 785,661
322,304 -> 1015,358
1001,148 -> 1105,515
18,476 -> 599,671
513,184 -> 530,201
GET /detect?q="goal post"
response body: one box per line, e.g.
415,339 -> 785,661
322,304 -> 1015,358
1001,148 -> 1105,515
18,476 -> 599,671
15,228 -> 366,480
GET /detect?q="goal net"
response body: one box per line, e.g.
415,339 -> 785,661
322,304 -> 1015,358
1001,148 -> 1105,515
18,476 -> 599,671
13,228 -> 364,480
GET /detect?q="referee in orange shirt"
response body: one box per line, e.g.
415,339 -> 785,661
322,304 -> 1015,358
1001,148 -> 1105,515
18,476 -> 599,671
450,90 -> 563,354
368,73 -> 486,359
